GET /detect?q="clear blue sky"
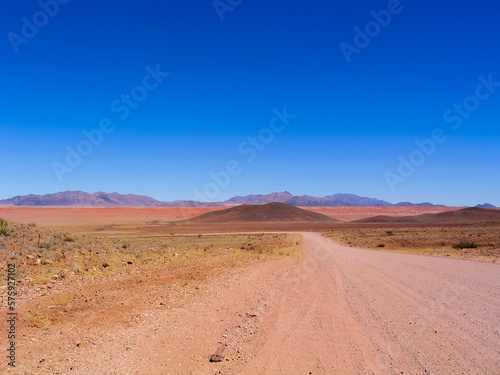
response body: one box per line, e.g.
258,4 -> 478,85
1,0 -> 499,206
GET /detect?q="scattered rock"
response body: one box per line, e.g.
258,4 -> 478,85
102,262 -> 110,268
210,345 -> 227,362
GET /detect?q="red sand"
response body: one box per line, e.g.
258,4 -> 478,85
0,206 -> 226,227
308,206 -> 464,221
0,205 -> 460,227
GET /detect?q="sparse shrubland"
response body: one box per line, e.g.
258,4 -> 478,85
0,221 -> 302,286
323,224 -> 500,262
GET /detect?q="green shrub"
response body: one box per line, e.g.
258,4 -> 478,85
0,218 -> 13,236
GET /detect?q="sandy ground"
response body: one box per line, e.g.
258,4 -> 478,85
307,206 -> 464,221
4,233 -> 499,374
0,207 -> 226,228
0,206 -> 461,227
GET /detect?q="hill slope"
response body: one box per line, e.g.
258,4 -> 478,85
352,207 -> 500,224
186,202 -> 336,223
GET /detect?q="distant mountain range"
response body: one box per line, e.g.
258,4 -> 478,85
475,203 -> 496,208
0,190 -> 495,208
227,192 -> 443,207
0,191 -> 219,207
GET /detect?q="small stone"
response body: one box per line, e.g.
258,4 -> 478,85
210,345 -> 227,362
126,347 -> 132,351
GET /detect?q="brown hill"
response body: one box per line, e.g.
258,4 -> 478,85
185,202 -> 336,223
352,207 -> 500,224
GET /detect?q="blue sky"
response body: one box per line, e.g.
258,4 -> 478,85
1,0 -> 499,206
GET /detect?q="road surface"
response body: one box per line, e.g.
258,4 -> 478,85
12,232 -> 500,374
242,232 -> 500,374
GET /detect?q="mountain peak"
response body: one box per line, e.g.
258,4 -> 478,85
475,203 -> 496,208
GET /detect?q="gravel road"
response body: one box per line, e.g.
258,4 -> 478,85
9,232 -> 500,374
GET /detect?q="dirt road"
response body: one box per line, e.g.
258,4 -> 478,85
243,232 -> 500,374
10,233 -> 500,374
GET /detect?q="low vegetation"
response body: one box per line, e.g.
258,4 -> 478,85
0,218 -> 12,236
0,221 -> 302,286
452,241 -> 478,250
322,224 -> 500,262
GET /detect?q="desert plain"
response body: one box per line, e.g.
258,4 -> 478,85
1,204 -> 499,374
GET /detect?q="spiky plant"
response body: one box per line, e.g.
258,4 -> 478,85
0,218 -> 13,236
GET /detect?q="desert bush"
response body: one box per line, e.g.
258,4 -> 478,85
0,218 -> 13,236
8,251 -> 21,260
41,249 -> 63,262
453,241 -> 478,250
63,237 -> 75,242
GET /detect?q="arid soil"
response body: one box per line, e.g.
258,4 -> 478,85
308,206 -> 463,222
323,223 -> 500,262
2,232 -> 499,374
0,206 -> 460,228
0,207 -> 227,228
